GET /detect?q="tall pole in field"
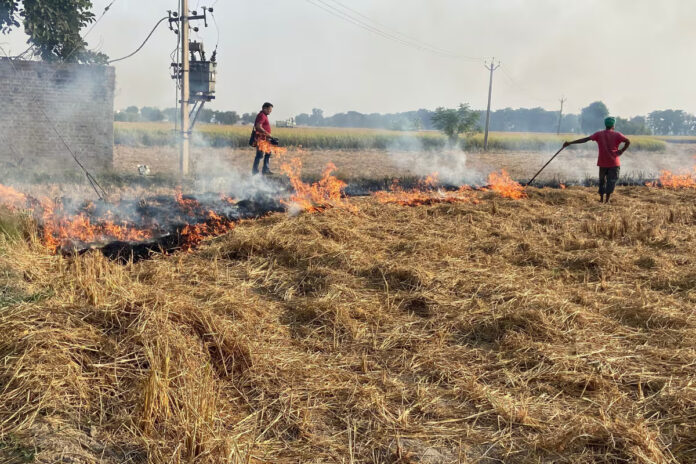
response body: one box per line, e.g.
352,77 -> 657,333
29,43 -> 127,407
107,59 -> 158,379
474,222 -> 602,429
179,0 -> 190,176
483,58 -> 500,151
556,96 -> 566,135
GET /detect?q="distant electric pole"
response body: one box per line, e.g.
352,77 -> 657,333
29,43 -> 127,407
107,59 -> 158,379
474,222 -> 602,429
557,97 -> 566,135
180,0 -> 190,176
483,58 -> 500,151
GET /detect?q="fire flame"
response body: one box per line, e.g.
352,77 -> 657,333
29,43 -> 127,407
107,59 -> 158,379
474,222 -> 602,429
374,174 -> 477,206
257,139 -> 288,157
647,170 -> 696,189
280,158 -> 355,213
0,185 -> 28,210
486,170 -> 527,199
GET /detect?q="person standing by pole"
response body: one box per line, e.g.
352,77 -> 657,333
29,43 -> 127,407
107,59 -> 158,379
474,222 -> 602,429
252,102 -> 274,176
563,117 -> 631,203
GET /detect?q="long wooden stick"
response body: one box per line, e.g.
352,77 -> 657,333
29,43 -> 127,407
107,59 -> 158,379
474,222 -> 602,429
526,146 -> 566,186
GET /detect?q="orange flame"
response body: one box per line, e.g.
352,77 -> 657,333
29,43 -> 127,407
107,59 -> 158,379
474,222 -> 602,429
647,170 -> 696,189
486,170 -> 526,199
374,175 -> 477,206
0,184 -> 28,210
38,200 -> 154,253
280,158 -> 355,213
180,210 -> 235,250
257,139 -> 288,157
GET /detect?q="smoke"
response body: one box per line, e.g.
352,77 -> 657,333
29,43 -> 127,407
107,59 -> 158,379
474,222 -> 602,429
191,138 -> 287,201
385,135 -> 487,186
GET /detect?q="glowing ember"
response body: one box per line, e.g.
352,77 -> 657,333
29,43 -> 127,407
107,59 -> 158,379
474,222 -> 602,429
280,158 -> 355,213
486,170 -> 527,199
180,210 -> 235,250
374,176 -> 477,206
647,170 -> 696,189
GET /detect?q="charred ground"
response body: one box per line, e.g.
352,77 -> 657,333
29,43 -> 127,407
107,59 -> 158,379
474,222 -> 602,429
1,185 -> 695,463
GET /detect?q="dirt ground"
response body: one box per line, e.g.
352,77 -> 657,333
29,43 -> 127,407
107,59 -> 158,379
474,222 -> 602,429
113,143 -> 695,185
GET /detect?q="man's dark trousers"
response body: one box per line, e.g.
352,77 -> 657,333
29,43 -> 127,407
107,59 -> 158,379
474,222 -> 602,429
598,167 -> 620,195
252,149 -> 271,175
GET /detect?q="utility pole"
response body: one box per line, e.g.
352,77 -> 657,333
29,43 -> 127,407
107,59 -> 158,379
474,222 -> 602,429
483,58 -> 500,151
170,2 -> 214,177
556,97 -> 566,135
180,0 -> 190,176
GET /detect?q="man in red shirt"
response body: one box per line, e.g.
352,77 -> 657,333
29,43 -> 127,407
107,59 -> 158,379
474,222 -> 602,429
252,102 -> 274,175
563,117 -> 631,203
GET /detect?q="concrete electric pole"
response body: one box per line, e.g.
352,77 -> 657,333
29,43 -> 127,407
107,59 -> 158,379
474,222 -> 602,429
169,2 -> 216,177
557,97 -> 566,135
483,58 -> 500,151
180,0 -> 190,176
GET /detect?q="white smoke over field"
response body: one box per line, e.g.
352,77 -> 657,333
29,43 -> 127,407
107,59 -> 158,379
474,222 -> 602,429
386,136 -> 487,186
385,134 -> 695,187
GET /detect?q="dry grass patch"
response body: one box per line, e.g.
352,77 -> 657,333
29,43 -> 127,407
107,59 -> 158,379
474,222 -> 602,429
1,186 -> 695,463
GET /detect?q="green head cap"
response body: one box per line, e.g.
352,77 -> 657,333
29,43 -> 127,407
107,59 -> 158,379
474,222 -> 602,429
604,117 -> 616,129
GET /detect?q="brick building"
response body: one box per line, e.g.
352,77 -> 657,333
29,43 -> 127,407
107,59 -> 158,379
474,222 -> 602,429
0,58 -> 115,174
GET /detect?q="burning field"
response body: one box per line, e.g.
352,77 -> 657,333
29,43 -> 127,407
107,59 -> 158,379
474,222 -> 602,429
1,164 -> 696,462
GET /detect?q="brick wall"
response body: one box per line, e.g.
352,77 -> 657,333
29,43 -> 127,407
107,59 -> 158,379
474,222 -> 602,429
0,58 -> 115,174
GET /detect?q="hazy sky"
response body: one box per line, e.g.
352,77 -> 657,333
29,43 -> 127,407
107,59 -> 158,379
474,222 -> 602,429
4,0 -> 696,120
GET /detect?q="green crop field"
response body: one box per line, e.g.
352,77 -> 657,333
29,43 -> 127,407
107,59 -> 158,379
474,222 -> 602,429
114,122 -> 667,152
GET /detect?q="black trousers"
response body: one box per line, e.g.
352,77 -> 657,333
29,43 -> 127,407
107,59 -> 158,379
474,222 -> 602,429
598,167 -> 620,195
252,149 -> 271,174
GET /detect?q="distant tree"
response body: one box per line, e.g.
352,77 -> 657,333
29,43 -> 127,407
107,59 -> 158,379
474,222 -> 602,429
559,114 -> 581,133
431,104 -> 480,142
162,107 -> 178,123
240,112 -> 256,125
196,108 -> 214,124
214,111 -> 240,125
140,106 -> 164,122
0,0 -> 107,63
114,106 -> 139,122
580,101 -> 609,133
615,116 -> 649,135
309,108 -> 324,126
647,109 -> 696,135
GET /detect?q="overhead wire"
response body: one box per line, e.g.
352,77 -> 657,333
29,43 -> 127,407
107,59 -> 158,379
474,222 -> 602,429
83,0 -> 118,40
107,16 -> 169,64
325,0 -> 481,62
305,0 -> 482,62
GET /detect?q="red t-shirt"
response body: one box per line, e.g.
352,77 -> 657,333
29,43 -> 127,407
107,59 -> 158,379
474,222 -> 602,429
255,112 -> 271,138
590,129 -> 629,167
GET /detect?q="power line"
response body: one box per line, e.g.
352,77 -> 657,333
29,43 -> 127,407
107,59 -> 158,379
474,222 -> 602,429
83,0 -> 118,40
324,0 -> 481,62
107,16 -> 169,64
306,0 -> 482,62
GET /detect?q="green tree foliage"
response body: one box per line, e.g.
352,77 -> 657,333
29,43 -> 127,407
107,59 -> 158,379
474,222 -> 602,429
648,110 -> 696,136
214,111 -> 240,125
615,116 -> 650,135
140,106 -> 164,122
0,0 -> 106,63
431,104 -> 480,142
580,101 -> 609,133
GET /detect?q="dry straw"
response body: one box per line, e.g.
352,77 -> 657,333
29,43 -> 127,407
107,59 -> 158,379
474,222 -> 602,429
1,186 -> 695,463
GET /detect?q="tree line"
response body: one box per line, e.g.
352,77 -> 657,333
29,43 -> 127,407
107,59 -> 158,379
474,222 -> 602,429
294,102 -> 696,136
114,101 -> 696,137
